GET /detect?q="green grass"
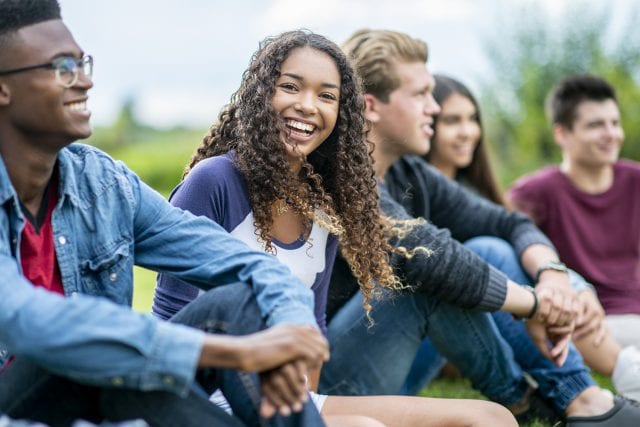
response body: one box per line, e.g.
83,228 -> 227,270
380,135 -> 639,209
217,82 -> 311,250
132,266 -> 157,313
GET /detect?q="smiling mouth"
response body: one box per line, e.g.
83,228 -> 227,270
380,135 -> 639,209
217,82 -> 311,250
286,119 -> 316,136
66,101 -> 87,111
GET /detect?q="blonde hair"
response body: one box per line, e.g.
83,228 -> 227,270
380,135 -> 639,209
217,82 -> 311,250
342,29 -> 428,102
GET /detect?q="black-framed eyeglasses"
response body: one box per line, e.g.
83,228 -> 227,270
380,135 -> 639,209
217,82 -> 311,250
0,55 -> 93,88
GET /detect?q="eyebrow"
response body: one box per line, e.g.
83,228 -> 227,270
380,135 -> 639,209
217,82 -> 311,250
51,51 -> 85,60
282,72 -> 339,89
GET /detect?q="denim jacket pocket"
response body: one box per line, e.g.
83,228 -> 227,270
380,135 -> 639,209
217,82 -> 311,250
80,240 -> 134,305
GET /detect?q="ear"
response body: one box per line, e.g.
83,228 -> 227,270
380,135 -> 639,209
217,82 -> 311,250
363,93 -> 382,123
552,124 -> 570,149
0,82 -> 10,106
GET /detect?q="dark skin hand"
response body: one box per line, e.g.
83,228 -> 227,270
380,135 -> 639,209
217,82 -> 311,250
197,323 -> 329,418
260,359 -> 309,417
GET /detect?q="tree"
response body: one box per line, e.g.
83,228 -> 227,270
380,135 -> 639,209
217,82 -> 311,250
480,0 -> 640,184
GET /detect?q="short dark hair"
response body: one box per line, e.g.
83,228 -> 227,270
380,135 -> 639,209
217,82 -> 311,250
546,74 -> 618,129
0,0 -> 61,54
0,0 -> 61,36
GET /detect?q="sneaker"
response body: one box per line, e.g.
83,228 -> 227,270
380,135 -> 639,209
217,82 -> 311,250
566,396 -> 640,426
612,346 -> 640,401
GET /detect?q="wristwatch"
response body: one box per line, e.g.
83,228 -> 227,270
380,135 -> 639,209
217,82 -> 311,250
535,261 -> 568,283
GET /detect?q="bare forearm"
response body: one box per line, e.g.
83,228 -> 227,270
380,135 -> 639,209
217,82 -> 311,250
197,324 -> 329,373
520,244 -> 560,280
501,280 -> 537,318
197,335 -> 249,370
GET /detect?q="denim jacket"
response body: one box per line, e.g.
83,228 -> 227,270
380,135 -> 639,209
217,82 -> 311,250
0,143 -> 316,396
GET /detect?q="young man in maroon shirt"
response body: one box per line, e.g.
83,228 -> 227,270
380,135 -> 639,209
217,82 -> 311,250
509,74 -> 640,400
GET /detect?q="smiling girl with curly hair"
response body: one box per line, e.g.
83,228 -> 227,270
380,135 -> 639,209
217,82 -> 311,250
153,29 -> 515,427
182,30 -> 403,319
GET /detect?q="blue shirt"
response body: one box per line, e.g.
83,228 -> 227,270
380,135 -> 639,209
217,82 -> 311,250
0,144 -> 316,396
153,154 -> 338,333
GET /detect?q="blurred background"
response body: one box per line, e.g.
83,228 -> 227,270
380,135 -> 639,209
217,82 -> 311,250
58,0 -> 640,314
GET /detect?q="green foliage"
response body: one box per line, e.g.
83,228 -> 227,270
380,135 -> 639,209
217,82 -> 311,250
132,266 -> 156,313
87,97 -> 155,151
87,125 -> 205,195
481,0 -> 640,185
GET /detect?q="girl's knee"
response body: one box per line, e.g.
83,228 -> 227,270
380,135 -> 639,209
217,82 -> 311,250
473,401 -> 517,427
324,415 -> 387,427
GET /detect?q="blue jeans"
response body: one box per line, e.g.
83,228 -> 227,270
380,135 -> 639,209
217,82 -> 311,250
320,287 -> 529,406
401,237 -> 595,412
321,237 -> 594,413
0,283 -> 324,427
401,235 -> 533,395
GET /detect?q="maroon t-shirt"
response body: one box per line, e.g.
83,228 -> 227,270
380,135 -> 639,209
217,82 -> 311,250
509,160 -> 640,314
19,172 -> 64,295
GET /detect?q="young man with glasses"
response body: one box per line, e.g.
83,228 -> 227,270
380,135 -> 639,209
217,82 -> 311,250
0,1 -> 327,425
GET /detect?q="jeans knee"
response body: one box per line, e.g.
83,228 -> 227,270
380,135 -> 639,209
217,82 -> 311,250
171,282 -> 263,334
465,236 -> 530,284
465,236 -> 514,259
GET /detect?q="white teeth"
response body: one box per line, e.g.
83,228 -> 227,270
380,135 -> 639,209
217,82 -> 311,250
67,101 -> 86,111
286,119 -> 316,133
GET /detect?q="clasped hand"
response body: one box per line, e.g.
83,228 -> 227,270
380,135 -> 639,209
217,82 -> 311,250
235,324 -> 329,418
526,281 -> 580,367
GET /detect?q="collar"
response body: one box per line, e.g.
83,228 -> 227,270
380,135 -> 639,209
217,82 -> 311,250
0,153 -> 19,207
0,145 -> 83,209
56,146 -> 82,208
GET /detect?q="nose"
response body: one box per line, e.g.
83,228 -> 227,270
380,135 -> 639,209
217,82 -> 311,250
424,94 -> 440,116
74,71 -> 93,90
459,121 -> 473,138
605,122 -> 623,140
294,91 -> 318,115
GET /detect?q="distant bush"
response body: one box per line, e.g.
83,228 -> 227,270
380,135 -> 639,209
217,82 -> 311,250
481,1 -> 640,186
87,127 -> 206,195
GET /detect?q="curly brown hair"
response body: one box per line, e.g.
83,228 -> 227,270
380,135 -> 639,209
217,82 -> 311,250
185,30 -> 403,316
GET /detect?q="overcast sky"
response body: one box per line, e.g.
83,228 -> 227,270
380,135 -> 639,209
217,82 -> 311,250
58,0 -> 634,128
